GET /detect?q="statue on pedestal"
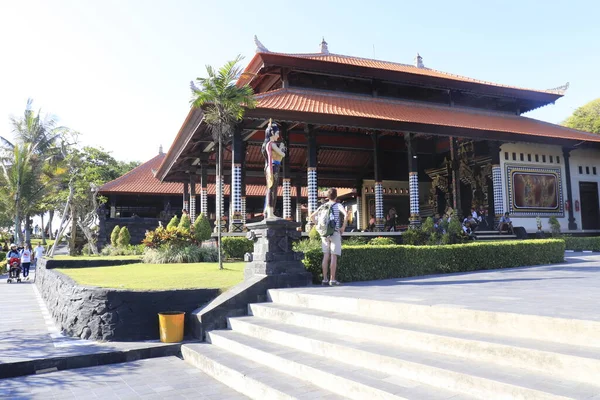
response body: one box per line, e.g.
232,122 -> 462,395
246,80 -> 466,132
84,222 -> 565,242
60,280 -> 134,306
261,119 -> 286,219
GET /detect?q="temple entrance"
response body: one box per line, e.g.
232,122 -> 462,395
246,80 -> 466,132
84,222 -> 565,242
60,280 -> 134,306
579,182 -> 600,230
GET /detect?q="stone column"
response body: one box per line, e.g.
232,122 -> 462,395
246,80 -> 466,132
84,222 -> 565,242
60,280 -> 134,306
489,142 -> 503,226
563,147 -> 578,230
306,129 -> 318,230
355,182 -> 363,231
200,161 -> 208,217
183,182 -> 189,213
449,137 -> 462,220
189,175 -> 197,223
230,127 -> 244,232
373,133 -> 384,231
295,181 -> 303,223
281,124 -> 292,220
406,133 -> 420,226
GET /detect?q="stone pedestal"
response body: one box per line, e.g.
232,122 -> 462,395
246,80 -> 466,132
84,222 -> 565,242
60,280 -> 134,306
245,218 -> 311,282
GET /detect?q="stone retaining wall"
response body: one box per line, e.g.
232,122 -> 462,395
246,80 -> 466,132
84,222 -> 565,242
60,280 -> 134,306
36,259 -> 219,341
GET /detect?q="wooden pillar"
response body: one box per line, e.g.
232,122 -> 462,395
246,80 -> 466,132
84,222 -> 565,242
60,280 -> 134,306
189,174 -> 197,223
449,137 -> 462,220
200,160 -> 208,217
282,124 -> 292,220
372,133 -> 384,231
183,182 -> 189,213
306,127 -> 318,225
406,133 -> 420,226
230,127 -> 244,232
563,147 -> 578,230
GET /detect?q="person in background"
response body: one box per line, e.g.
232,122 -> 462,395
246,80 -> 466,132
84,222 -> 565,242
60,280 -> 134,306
33,242 -> 44,270
498,212 -> 513,234
20,243 -> 32,280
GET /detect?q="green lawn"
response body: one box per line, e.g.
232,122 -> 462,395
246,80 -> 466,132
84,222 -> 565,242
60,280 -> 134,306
56,262 -> 245,291
30,239 -> 55,247
52,255 -> 142,261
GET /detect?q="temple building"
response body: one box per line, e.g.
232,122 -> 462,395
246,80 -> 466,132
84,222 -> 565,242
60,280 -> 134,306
102,38 -> 600,243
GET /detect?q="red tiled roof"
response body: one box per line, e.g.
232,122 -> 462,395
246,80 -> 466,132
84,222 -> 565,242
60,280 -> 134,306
240,52 -> 565,97
253,88 -> 600,143
99,153 -> 353,197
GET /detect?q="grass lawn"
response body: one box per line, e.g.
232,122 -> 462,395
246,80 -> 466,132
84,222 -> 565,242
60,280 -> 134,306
56,262 -> 245,291
30,239 -> 55,247
52,255 -> 142,261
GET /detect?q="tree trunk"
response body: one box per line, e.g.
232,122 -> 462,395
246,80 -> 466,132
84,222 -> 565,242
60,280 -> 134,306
48,184 -> 74,257
41,213 -> 46,245
218,135 -> 223,270
25,214 -> 31,245
77,220 -> 98,255
47,210 -> 54,239
47,217 -> 72,258
69,206 -> 77,256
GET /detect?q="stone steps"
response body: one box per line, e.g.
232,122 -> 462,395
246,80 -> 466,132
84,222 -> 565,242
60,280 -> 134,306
205,330 -> 475,400
267,289 -> 600,348
181,287 -> 600,399
228,315 -> 600,399
248,302 -> 600,385
182,343 -> 344,400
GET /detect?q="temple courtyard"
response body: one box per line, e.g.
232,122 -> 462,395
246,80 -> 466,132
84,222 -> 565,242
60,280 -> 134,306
1,252 -> 600,399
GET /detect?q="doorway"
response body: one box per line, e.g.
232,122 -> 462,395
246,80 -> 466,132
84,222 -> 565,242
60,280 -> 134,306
579,182 -> 600,230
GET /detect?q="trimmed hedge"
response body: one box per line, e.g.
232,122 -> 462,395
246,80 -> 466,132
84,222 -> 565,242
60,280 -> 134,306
302,239 -> 565,283
221,236 -> 254,259
563,236 -> 600,252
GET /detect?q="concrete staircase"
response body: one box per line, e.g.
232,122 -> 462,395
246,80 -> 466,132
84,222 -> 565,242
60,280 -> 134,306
182,289 -> 600,399
473,230 -> 517,241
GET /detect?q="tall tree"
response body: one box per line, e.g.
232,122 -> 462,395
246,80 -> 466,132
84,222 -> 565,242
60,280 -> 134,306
563,98 -> 600,134
190,55 -> 256,270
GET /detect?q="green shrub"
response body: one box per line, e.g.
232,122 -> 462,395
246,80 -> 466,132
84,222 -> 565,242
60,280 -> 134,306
302,239 -> 565,283
167,215 -> 180,231
308,227 -> 320,242
117,227 -> 131,247
549,217 -> 561,237
193,214 -> 212,242
101,244 -> 145,256
142,244 -> 218,264
178,214 -> 191,234
0,252 -> 5,261
221,237 -> 254,259
343,236 -> 368,246
110,226 -> 121,247
293,238 -> 322,253
368,237 -> 396,246
563,236 -> 600,251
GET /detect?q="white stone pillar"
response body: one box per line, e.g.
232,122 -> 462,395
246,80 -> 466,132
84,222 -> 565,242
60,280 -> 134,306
375,181 -> 384,231
409,172 -> 420,225
230,163 -> 243,232
283,178 -> 292,220
492,164 -> 503,222
308,168 -> 318,216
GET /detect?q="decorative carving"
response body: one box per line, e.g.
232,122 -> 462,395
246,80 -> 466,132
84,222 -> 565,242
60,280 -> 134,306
254,35 -> 269,53
320,37 -> 329,54
415,53 -> 425,69
546,82 -> 569,95
262,120 -> 287,219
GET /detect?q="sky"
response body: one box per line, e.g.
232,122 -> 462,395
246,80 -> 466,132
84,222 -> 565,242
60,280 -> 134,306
1,0 -> 599,163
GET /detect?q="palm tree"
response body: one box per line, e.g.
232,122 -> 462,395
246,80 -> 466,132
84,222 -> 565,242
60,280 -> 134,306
190,55 -> 256,270
0,99 -> 69,244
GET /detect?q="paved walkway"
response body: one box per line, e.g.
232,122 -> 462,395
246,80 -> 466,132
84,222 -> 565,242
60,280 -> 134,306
0,356 -> 247,399
0,265 -> 185,365
283,252 -> 600,321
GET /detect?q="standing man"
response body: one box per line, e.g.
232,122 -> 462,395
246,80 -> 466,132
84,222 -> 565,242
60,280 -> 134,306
310,188 -> 347,286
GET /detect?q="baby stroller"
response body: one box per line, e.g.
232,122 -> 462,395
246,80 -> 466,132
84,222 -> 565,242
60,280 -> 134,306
6,257 -> 22,283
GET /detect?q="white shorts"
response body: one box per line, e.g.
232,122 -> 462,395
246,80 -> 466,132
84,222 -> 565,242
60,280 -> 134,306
321,231 -> 342,256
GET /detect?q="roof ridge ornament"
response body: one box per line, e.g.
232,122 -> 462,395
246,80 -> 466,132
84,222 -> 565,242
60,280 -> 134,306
159,144 -> 164,155
320,37 -> 329,54
254,35 -> 269,53
546,82 -> 570,94
415,53 -> 425,69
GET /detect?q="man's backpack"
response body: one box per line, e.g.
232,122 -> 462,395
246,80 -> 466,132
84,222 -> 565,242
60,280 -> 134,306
316,203 -> 337,237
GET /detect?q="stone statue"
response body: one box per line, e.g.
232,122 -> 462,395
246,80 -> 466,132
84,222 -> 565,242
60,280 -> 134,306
261,119 -> 286,219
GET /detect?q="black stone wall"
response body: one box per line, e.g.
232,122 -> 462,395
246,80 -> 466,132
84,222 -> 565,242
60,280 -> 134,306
36,259 -> 219,341
98,216 -> 170,248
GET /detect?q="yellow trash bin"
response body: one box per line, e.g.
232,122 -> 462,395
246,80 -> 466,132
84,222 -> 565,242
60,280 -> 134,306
158,311 -> 185,343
